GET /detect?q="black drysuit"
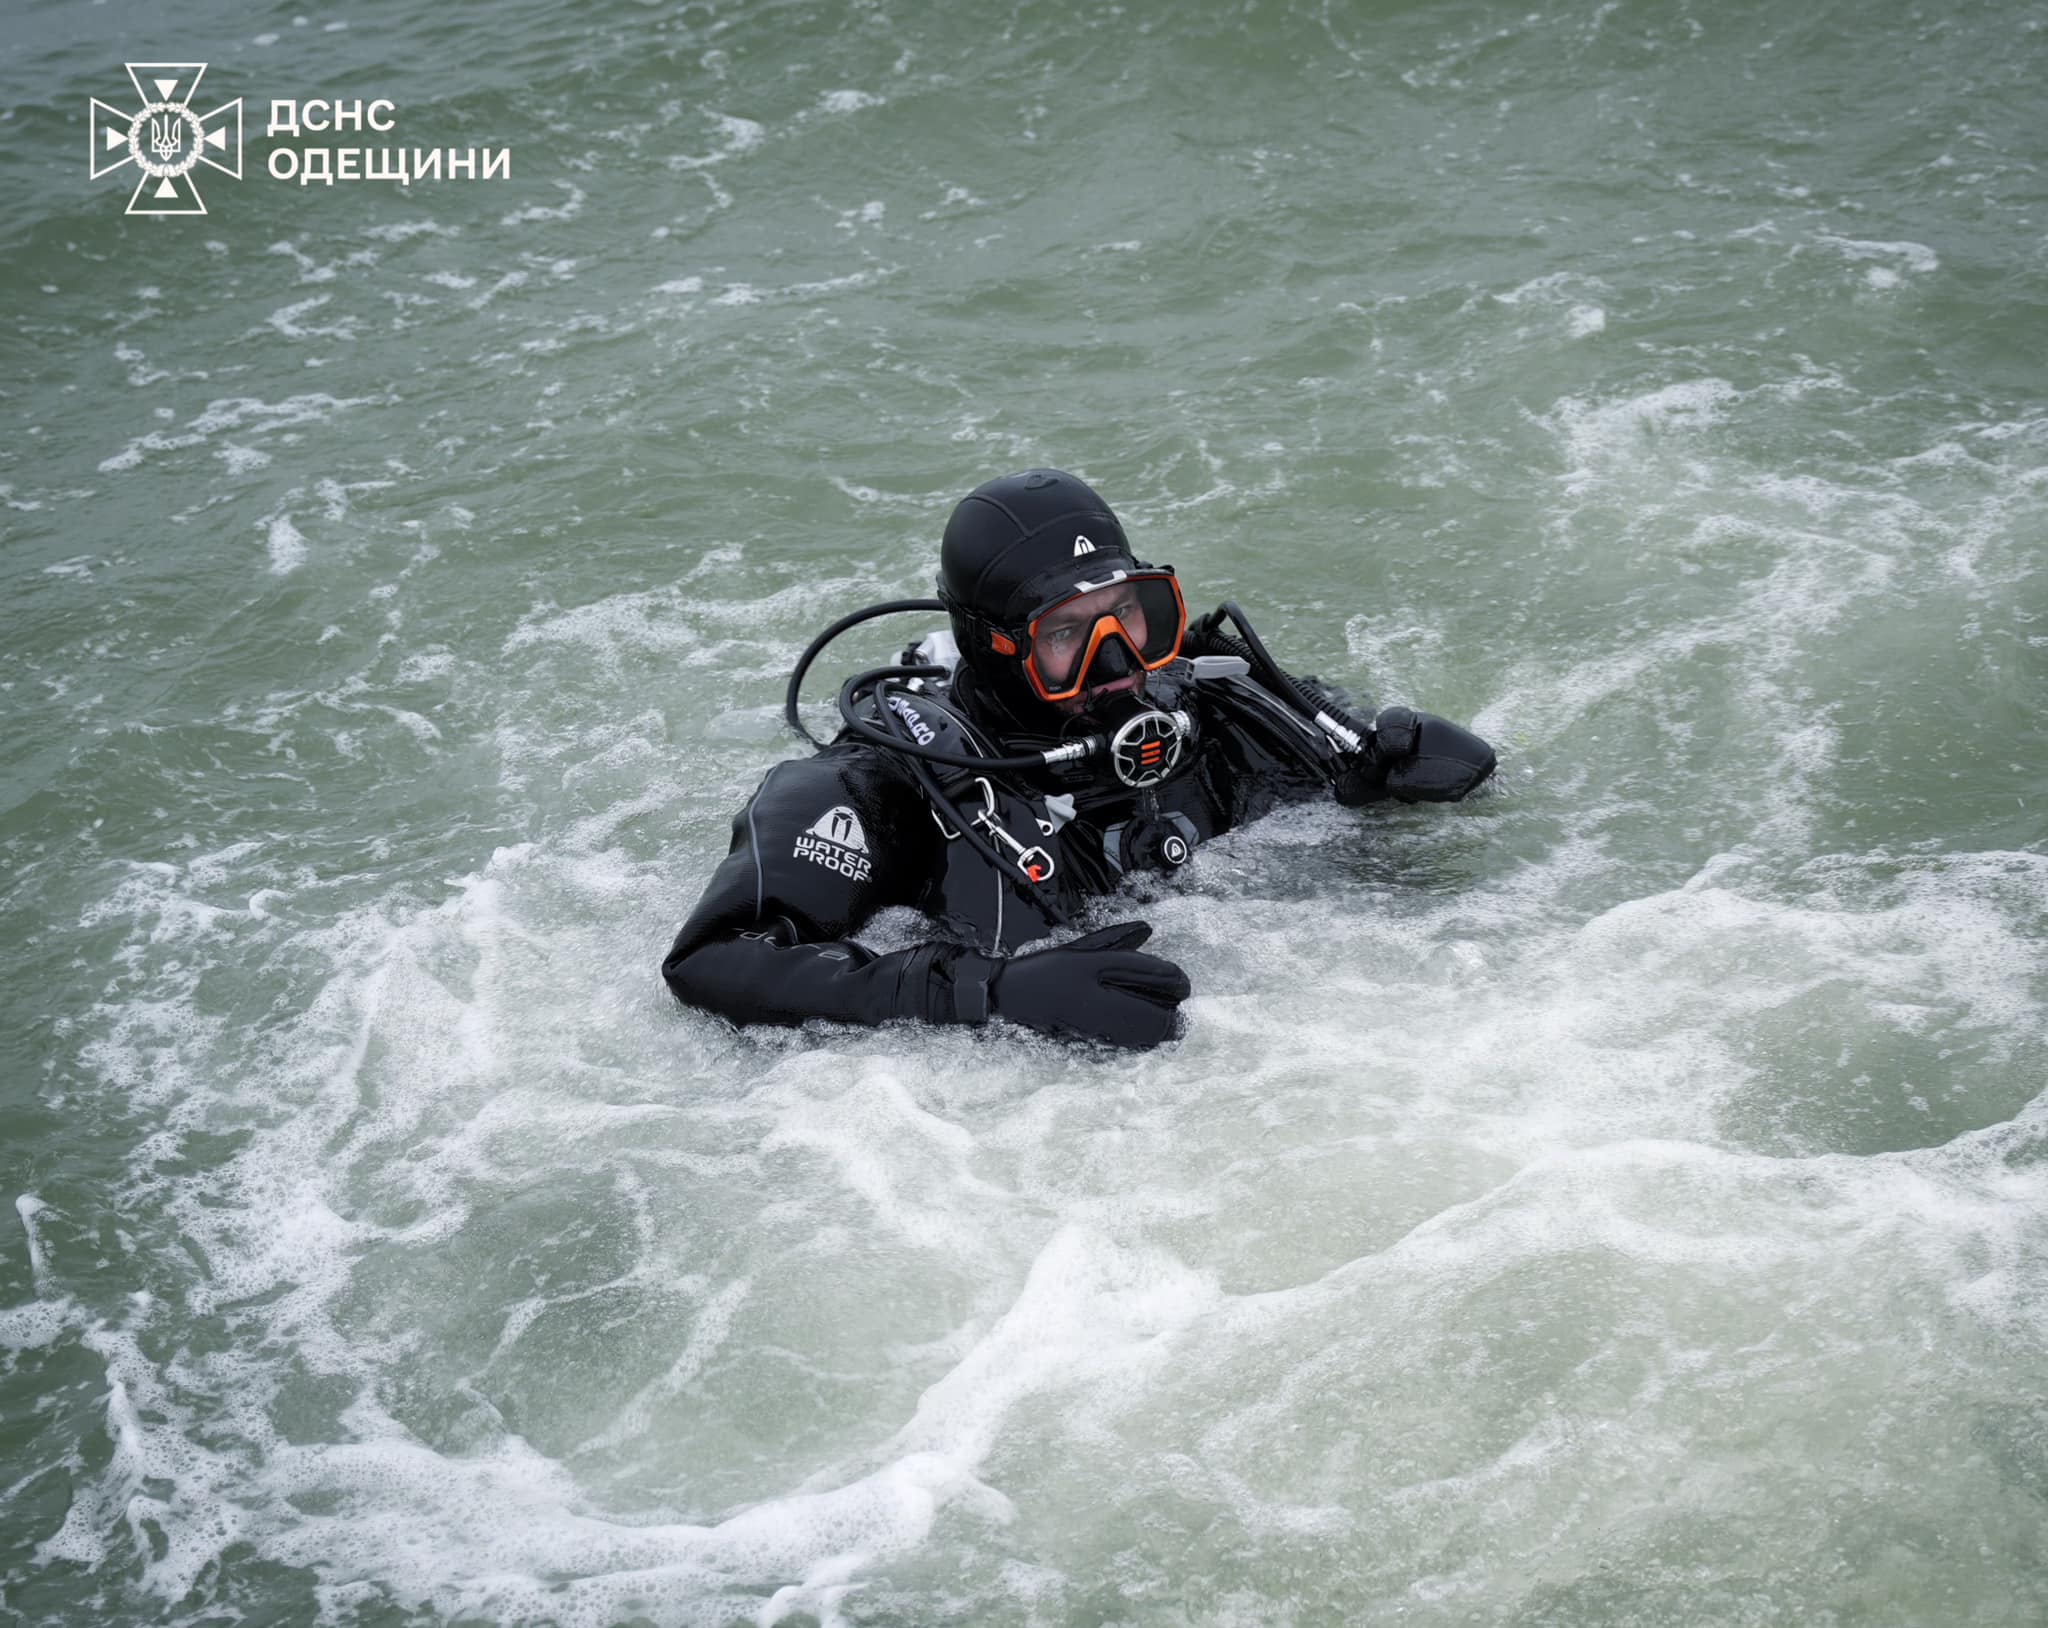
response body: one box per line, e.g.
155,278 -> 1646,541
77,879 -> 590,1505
662,658 -> 1496,1045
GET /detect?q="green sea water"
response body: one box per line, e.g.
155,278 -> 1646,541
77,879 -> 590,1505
3,1 -> 2045,1623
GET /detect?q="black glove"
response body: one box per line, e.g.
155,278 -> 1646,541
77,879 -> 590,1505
1334,706 -> 1497,806
952,922 -> 1191,1049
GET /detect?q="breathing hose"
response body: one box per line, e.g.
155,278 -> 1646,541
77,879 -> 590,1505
1191,602 -> 1375,754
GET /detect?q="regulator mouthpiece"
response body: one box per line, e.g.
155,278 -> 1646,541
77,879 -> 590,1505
1107,707 -> 1192,789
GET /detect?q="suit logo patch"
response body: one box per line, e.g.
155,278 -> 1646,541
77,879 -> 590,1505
794,804 -> 873,881
1072,534 -> 1096,555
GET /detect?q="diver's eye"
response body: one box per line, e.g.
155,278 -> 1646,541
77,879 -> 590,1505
1044,625 -> 1079,649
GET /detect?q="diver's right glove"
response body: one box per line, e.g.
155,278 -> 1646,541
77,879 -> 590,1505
1334,706 -> 1498,806
950,922 -> 1190,1049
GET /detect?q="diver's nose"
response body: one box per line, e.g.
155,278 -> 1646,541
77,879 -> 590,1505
1086,630 -> 1137,683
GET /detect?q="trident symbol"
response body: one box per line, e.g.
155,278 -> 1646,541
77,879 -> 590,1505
90,64 -> 243,216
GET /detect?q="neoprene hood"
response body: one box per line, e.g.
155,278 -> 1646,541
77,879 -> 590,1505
938,468 -> 1146,732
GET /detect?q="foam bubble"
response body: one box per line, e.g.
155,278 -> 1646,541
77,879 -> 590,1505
1814,234 -> 1939,274
98,392 -> 375,474
0,1296 -> 74,1354
668,112 -> 765,173
1547,377 -> 1739,495
218,443 -> 271,474
502,181 -> 586,227
362,219 -> 459,242
267,293 -> 358,340
15,1195 -> 51,1291
265,513 -> 308,573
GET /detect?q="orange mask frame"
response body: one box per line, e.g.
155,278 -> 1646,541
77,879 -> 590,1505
1011,571 -> 1188,703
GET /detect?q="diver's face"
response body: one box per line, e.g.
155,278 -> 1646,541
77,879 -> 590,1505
1035,583 -> 1150,715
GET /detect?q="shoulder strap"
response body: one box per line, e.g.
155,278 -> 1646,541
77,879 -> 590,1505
871,683 -> 995,763
867,685 -> 1067,897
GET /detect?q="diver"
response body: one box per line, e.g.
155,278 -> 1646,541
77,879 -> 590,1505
662,468 -> 1496,1049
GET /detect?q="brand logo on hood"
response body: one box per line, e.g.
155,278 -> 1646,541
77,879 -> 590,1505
1072,534 -> 1095,556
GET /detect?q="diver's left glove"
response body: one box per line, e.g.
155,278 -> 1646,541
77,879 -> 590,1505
1334,706 -> 1497,806
944,922 -> 1190,1049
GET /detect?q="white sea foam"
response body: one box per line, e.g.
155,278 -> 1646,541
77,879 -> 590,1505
267,238 -> 338,283
1491,270 -> 1580,306
362,219 -> 458,242
265,513 -> 308,573
1546,377 -> 1740,495
98,392 -> 375,474
266,293 -> 359,340
0,1296 -> 74,1355
467,270 -> 529,309
218,443 -> 271,474
918,185 -> 987,219
42,761 -> 2046,1622
1814,234 -> 1939,275
502,181 -> 586,227
668,112 -> 765,171
16,1195 -> 51,1291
